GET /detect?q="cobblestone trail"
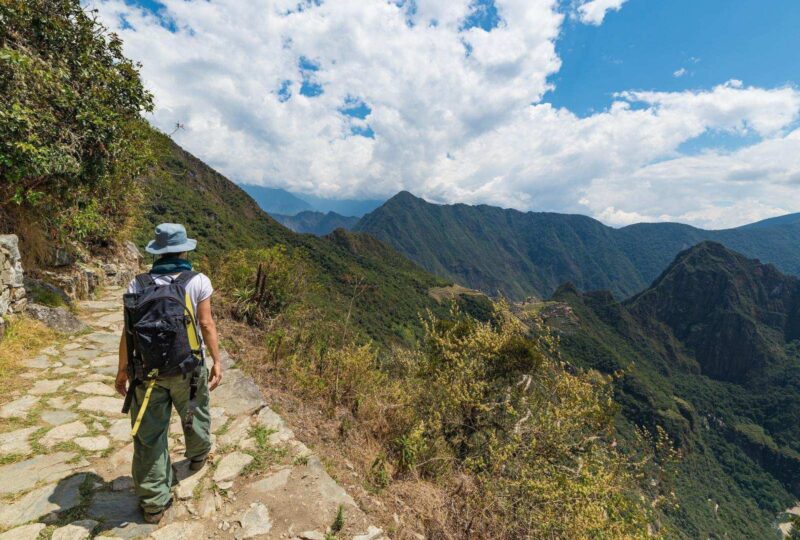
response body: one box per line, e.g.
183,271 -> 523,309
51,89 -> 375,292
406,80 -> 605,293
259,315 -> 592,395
0,286 -> 387,540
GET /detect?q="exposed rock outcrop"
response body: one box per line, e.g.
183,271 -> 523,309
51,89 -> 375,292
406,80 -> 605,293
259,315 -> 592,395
0,234 -> 27,336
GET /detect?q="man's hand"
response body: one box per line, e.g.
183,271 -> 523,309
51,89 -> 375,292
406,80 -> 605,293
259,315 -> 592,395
115,370 -> 128,397
209,362 -> 223,391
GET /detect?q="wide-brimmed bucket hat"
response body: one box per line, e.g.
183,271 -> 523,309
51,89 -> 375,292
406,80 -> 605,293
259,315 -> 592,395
145,223 -> 197,255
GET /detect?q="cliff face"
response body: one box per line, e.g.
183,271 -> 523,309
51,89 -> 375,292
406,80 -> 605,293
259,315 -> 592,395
628,241 -> 800,381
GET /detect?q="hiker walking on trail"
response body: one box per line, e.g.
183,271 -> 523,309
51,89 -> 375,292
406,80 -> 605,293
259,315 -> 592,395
115,223 -> 224,524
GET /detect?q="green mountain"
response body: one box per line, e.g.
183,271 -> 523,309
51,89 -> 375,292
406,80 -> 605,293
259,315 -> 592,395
134,131 -> 464,345
548,242 -> 800,538
355,192 -> 800,300
271,210 -> 359,235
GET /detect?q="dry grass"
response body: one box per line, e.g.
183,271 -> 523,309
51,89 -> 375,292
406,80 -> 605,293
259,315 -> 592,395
0,316 -> 60,396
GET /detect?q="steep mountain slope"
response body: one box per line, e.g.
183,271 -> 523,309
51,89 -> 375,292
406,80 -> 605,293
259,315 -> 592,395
271,211 -> 359,235
355,192 -> 800,299
548,243 -> 800,538
134,131 -> 454,345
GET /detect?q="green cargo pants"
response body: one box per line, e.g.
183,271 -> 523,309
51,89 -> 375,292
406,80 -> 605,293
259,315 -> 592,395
129,363 -> 212,513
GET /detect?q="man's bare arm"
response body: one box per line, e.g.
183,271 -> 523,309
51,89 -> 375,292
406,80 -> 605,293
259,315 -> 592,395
197,298 -> 223,390
116,332 -> 129,396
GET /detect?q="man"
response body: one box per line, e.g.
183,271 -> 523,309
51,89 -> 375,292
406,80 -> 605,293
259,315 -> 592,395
115,223 -> 223,523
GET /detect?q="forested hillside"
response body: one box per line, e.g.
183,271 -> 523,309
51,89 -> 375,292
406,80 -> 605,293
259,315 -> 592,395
355,191 -> 800,299
548,242 -> 800,538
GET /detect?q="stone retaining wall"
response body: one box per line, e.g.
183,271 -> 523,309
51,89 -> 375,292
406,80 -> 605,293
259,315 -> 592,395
0,234 -> 27,333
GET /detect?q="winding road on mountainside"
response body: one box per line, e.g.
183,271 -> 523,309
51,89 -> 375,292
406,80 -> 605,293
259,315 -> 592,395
0,286 -> 386,540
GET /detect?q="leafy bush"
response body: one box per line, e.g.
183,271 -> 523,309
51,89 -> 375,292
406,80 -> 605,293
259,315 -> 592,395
215,246 -> 309,323
0,0 -> 153,254
392,304 -> 655,538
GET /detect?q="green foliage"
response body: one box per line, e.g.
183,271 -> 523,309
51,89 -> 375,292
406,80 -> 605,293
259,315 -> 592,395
0,0 -> 153,251
390,304 -> 655,538
330,505 -> 345,536
355,192 -> 800,300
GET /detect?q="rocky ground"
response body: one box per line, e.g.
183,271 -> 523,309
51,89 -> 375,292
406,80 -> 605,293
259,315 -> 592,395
0,286 -> 387,540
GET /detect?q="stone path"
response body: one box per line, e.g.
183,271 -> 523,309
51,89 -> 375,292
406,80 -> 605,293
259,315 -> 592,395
0,286 -> 387,539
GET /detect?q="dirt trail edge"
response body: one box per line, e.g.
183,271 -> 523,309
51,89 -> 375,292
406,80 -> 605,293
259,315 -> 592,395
0,286 -> 388,540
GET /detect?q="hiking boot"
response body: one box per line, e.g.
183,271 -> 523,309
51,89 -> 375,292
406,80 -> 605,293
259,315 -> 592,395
143,508 -> 165,524
189,455 -> 208,471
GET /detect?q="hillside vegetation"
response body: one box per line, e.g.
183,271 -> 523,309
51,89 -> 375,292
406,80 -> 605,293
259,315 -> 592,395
355,191 -> 800,300
0,0 -> 153,263
550,242 -> 800,538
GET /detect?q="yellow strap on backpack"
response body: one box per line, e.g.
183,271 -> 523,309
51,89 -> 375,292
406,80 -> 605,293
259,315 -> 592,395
130,368 -> 159,437
185,292 -> 202,354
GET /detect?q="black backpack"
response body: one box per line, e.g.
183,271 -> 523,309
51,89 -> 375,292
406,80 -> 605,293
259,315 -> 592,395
122,271 -> 204,431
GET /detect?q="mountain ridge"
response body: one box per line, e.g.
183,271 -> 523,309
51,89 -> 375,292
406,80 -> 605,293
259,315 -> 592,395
355,192 -> 800,300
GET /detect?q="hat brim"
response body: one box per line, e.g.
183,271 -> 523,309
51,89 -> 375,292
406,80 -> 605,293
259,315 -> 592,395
145,238 -> 197,255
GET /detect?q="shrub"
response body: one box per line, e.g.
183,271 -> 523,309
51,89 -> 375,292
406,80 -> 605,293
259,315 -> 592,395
396,303 -> 655,538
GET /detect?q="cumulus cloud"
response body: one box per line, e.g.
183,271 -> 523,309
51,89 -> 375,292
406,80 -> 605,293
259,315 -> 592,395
673,67 -> 687,78
89,0 -> 800,228
576,0 -> 628,25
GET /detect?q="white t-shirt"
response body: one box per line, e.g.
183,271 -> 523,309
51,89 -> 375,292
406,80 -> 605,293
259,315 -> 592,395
127,272 -> 214,350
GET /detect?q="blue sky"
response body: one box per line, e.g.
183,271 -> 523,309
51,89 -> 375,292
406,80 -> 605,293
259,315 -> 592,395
550,0 -> 800,117
95,0 -> 800,228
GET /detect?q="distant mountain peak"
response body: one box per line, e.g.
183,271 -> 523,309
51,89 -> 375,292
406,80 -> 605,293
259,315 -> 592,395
630,242 -> 800,381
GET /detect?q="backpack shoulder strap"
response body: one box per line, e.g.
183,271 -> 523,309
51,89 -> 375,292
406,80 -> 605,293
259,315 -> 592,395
173,271 -> 199,287
135,273 -> 156,291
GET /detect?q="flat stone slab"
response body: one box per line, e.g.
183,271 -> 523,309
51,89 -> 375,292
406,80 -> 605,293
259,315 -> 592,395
47,396 -> 74,409
249,467 -> 292,494
29,378 -> 66,395
42,409 -> 79,426
85,332 -> 119,347
0,426 -> 37,456
51,519 -> 99,540
239,503 -> 272,538
213,451 -> 253,484
212,369 -> 266,416
88,490 -> 156,539
41,421 -> 88,448
75,435 -> 110,451
174,459 -> 209,500
89,355 -> 117,368
0,394 -> 39,419
108,418 -> 131,441
82,300 -> 120,311
210,407 -> 229,434
27,356 -> 51,369
0,473 -> 86,528
0,523 -> 46,540
0,452 -> 88,494
217,416 -> 252,449
53,366 -> 79,375
78,396 -> 124,416
75,381 -> 116,396
150,521 -> 205,540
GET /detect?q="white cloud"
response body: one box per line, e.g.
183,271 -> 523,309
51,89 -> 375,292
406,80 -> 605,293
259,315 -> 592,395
89,0 -> 800,228
576,0 -> 628,25
673,67 -> 687,78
